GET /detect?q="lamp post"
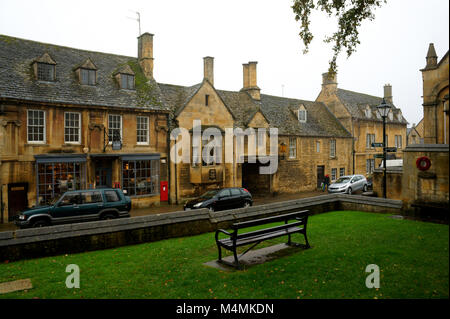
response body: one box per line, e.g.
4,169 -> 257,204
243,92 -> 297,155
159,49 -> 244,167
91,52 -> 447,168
377,98 -> 391,198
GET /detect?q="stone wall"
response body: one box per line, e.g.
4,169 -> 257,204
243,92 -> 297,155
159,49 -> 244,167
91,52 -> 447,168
0,194 -> 402,262
401,144 -> 449,218
372,167 -> 403,200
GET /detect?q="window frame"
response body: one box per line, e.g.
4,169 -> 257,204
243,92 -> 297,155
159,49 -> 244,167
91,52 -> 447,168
330,139 -> 336,158
108,114 -> 122,144
64,112 -> 81,144
122,159 -> 160,197
298,109 -> 307,123
331,168 -> 337,181
120,73 -> 135,90
136,116 -> 149,145
80,68 -> 96,86
289,137 -> 297,159
27,109 -> 46,144
37,62 -> 55,82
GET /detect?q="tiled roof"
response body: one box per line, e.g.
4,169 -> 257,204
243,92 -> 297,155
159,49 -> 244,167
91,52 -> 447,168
0,34 -> 168,111
336,88 -> 407,124
259,94 -> 351,137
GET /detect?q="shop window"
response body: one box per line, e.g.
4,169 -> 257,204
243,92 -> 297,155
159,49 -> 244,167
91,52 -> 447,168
122,159 -> 159,196
37,161 -> 85,205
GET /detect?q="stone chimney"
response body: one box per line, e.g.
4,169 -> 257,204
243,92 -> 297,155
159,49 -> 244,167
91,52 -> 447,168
241,61 -> 260,100
384,84 -> 393,105
321,72 -> 337,93
425,43 -> 438,69
138,32 -> 154,79
203,56 -> 214,86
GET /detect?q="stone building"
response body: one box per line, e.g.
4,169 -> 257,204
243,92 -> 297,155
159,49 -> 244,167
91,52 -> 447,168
400,43 -> 449,216
316,73 -> 408,177
160,58 -> 353,203
0,33 -> 169,223
407,119 -> 424,146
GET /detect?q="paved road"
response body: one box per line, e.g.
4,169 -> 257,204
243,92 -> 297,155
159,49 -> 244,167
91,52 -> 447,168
0,190 -> 325,232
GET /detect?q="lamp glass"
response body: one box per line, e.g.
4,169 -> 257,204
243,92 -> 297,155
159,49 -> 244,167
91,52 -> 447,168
377,98 -> 391,117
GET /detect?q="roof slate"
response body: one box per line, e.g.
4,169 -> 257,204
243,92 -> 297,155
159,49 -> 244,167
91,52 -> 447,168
336,88 -> 407,124
0,34 -> 168,111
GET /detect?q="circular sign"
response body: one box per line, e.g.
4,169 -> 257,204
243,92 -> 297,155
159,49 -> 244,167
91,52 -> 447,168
416,156 -> 431,171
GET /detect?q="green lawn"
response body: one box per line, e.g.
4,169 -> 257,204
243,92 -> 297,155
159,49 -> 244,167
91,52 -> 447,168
0,211 -> 448,299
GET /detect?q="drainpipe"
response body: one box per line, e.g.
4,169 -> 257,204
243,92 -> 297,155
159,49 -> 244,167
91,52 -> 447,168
0,184 -> 4,224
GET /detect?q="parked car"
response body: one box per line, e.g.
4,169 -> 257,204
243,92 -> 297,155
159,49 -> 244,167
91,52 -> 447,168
183,187 -> 253,212
327,175 -> 368,195
15,188 -> 132,228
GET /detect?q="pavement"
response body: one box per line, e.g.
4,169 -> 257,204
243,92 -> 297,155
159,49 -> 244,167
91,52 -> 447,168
0,190 -> 325,232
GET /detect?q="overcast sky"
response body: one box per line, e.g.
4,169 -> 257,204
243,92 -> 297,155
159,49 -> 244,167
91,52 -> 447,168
1,0 -> 449,126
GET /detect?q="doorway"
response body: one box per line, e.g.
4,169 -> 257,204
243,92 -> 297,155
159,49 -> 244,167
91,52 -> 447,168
317,165 -> 325,189
8,183 -> 28,221
94,159 -> 113,188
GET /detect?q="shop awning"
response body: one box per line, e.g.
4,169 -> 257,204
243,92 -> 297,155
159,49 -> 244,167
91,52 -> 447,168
34,154 -> 87,163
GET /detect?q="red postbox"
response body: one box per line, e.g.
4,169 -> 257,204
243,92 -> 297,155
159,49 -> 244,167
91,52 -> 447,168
160,181 -> 168,201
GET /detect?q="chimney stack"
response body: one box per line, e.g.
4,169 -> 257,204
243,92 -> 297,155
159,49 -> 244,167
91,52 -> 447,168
138,32 -> 154,79
321,72 -> 337,93
241,61 -> 260,100
203,56 -> 214,86
384,84 -> 393,105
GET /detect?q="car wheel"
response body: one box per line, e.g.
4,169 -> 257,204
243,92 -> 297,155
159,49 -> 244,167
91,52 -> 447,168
101,213 -> 116,220
208,206 -> 215,212
243,201 -> 251,208
363,184 -> 368,192
347,187 -> 353,195
32,219 -> 50,228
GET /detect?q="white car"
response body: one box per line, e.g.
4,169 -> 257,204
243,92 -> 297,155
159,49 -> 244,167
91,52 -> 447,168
327,175 -> 368,195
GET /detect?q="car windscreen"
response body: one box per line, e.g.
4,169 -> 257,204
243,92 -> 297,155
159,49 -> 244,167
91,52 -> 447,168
335,177 -> 351,184
200,190 -> 219,199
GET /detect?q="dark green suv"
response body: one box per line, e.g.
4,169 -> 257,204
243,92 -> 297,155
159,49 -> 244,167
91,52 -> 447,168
14,188 -> 132,228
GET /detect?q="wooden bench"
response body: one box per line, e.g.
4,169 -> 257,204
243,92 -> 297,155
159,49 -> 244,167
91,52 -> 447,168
215,210 -> 310,269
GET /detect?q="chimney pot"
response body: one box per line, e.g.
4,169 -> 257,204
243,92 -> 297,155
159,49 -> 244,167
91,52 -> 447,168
241,61 -> 260,100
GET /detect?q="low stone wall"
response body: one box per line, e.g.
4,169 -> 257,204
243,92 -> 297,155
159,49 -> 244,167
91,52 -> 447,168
0,194 -> 402,262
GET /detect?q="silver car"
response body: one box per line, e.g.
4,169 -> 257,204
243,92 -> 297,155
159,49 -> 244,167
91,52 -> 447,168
328,175 -> 368,195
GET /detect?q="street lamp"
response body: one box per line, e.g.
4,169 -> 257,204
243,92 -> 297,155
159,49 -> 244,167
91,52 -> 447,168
377,98 -> 392,198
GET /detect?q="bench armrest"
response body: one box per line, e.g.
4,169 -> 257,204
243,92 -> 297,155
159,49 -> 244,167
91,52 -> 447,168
215,229 -> 232,241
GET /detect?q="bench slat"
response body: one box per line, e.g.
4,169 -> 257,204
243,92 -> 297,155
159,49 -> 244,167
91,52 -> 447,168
219,226 -> 302,248
231,210 -> 309,229
232,220 -> 304,241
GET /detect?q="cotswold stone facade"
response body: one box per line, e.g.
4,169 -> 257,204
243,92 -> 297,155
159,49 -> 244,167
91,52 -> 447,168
400,44 -> 449,213
0,33 -> 169,222
0,31 -> 412,221
316,73 -> 408,177
161,59 -> 353,203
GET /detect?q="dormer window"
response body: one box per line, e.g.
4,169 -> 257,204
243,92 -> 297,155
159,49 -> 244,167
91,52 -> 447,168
296,104 -> 307,123
121,74 -> 135,90
397,111 -> 403,121
388,111 -> 394,121
74,58 -> 97,86
37,63 -> 55,81
80,68 -> 96,85
365,106 -> 372,118
113,64 -> 135,90
32,52 -> 57,82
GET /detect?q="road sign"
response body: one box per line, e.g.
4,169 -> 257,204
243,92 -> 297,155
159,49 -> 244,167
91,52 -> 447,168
371,142 -> 384,147
386,147 -> 397,152
374,154 -> 384,159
